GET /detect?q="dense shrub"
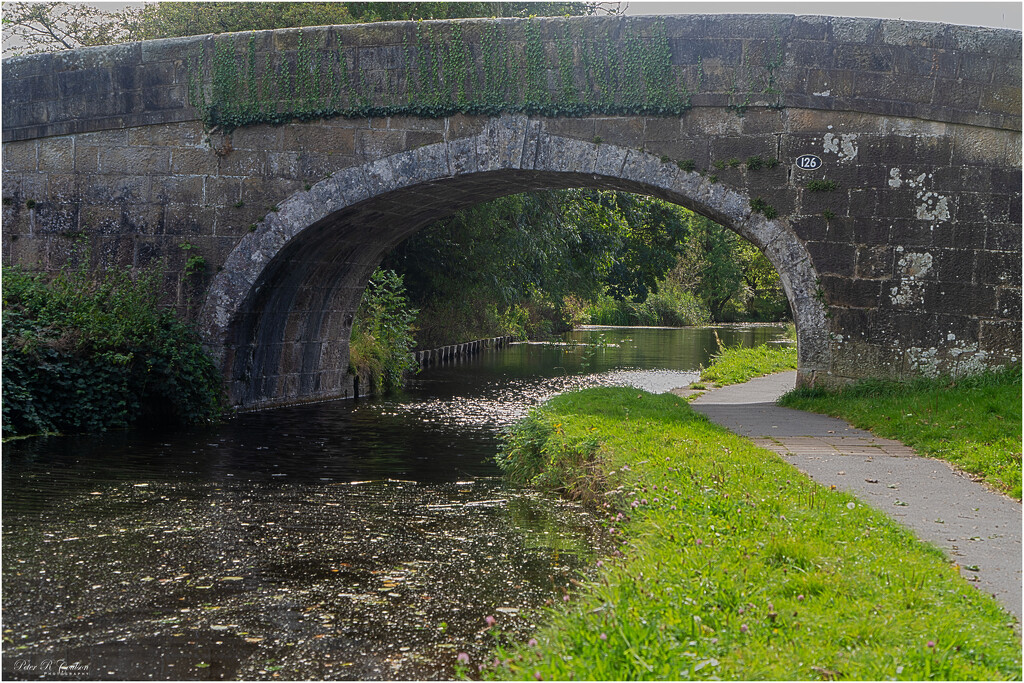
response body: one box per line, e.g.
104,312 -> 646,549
348,268 -> 418,394
2,263 -> 223,437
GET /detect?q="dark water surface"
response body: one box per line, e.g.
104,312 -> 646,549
2,325 -> 786,680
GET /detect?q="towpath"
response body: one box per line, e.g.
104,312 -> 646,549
678,371 -> 1022,621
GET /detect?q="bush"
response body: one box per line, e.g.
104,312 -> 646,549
348,268 -> 418,394
2,263 -> 223,437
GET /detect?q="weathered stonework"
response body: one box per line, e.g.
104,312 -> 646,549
2,15 -> 1020,408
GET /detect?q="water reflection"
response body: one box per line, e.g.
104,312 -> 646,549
2,325 -> 786,680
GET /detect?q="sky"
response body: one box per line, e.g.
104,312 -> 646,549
34,1 -> 1024,31
619,1 -> 1021,30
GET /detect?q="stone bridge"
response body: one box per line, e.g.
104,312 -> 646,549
2,15 -> 1020,408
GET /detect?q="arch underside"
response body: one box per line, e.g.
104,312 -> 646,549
201,123 -> 829,408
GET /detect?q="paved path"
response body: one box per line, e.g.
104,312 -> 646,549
680,371 -> 1022,621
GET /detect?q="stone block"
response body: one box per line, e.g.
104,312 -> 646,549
282,124 -> 355,155
984,224 -> 1021,251
807,240 -> 856,276
99,146 -> 171,175
933,248 -> 975,284
171,147 -> 219,175
163,204 -> 213,237
355,129 -> 405,161
820,274 -> 881,308
996,288 -> 1022,320
976,250 -> 1022,287
4,234 -> 47,268
925,281 -> 997,316
800,188 -> 849,216
951,125 -> 1016,166
152,175 -> 204,205
979,320 -> 1022,356
980,83 -> 1022,117
594,117 -> 644,149
217,149 -> 267,177
80,206 -> 126,234
37,137 -> 75,172
80,174 -> 150,205
92,235 -> 135,268
445,114 -> 489,140
931,78 -> 983,110
856,245 -> 893,279
3,141 -> 37,171
127,121 -> 205,147
930,221 -> 985,251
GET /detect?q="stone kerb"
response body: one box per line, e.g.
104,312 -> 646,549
199,114 -> 831,399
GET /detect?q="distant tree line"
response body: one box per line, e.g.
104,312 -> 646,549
1,2 -> 596,56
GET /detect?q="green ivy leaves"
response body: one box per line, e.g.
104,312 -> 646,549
187,18 -> 702,131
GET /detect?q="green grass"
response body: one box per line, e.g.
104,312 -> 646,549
700,343 -> 797,386
780,367 -> 1023,501
481,388 -> 1021,681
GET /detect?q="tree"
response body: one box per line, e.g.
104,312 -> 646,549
1,2 -> 131,55
2,1 -> 599,56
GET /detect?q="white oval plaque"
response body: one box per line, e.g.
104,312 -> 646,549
795,154 -> 823,170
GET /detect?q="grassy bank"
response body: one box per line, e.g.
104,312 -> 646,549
780,367 -> 1023,501
699,342 -> 797,387
482,388 -> 1020,680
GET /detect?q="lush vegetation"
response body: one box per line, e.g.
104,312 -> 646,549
385,191 -> 788,349
700,343 -> 798,387
348,268 -> 419,394
2,2 -> 591,56
780,367 -> 1023,501
486,388 -> 1021,680
2,263 -> 222,438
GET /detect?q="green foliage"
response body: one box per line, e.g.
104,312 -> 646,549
700,342 -> 797,385
780,366 -> 1023,499
677,158 -> 696,172
186,16 -> 696,131
806,179 -> 840,192
496,405 -> 604,503
348,268 -> 418,394
485,388 -> 1021,681
669,212 -> 787,322
385,190 -> 694,348
2,262 -> 222,437
584,286 -> 710,327
749,196 -> 777,219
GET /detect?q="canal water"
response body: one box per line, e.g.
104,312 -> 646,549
2,325 -> 787,680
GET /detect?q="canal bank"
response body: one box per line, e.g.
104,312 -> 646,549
484,386 -> 1021,680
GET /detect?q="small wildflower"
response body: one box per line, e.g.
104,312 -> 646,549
631,500 -> 639,508
596,560 -> 603,568
485,615 -> 496,627
457,652 -> 470,664
927,640 -> 936,649
534,672 -> 543,680
740,624 -> 749,633
695,538 -> 703,546
599,633 -> 607,640
671,505 -> 677,511
563,594 -> 570,602
797,594 -> 805,602
528,638 -> 538,647
641,498 -> 648,505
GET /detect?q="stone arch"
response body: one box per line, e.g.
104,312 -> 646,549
199,114 -> 828,408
